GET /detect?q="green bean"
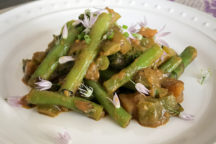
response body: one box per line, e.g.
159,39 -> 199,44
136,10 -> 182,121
85,80 -> 132,128
36,105 -> 61,117
170,46 -> 197,79
103,45 -> 163,94
159,56 -> 182,74
60,13 -> 112,93
28,21 -> 79,86
100,69 -> 136,91
27,89 -> 104,120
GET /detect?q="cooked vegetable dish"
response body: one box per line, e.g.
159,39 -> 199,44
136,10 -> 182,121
21,8 -> 197,128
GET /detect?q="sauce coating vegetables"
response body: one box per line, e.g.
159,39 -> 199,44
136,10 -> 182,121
21,8 -> 197,128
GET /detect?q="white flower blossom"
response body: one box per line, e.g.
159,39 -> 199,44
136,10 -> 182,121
56,130 -> 72,144
128,24 -> 139,34
5,96 -> 22,107
62,24 -> 68,39
106,93 -> 121,109
135,83 -> 150,95
199,68 -> 211,85
112,93 -> 120,108
78,83 -> 93,98
138,16 -> 148,27
123,16 -> 148,40
35,78 -> 52,91
155,25 -> 171,47
179,112 -> 194,121
73,9 -> 106,34
59,56 -> 75,64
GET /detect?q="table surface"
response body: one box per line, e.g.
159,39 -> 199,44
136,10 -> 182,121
0,0 -> 216,18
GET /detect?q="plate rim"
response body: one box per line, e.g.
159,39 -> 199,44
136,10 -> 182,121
0,0 -> 216,39
0,0 -> 216,144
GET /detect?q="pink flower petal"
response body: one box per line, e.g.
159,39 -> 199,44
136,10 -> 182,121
106,93 -> 121,109
6,96 -> 22,107
157,32 -> 171,38
56,131 -> 72,144
139,16 -> 148,27
62,25 -> 68,39
156,39 -> 169,47
158,25 -> 166,33
35,78 -> 52,91
77,9 -> 104,34
72,20 -> 81,26
155,24 -> 170,47
113,93 -> 120,108
135,83 -> 149,95
128,24 -> 138,34
83,14 -> 89,28
179,112 -> 195,121
59,56 -> 75,64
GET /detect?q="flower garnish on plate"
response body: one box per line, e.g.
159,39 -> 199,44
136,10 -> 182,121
112,93 -> 121,108
5,96 -> 22,107
62,24 -> 68,39
129,79 -> 150,95
127,16 -> 148,35
155,25 -> 170,47
58,56 -> 75,64
128,24 -> 139,34
78,83 -> 93,98
199,68 -> 211,85
56,130 -> 72,144
179,112 -> 195,121
35,77 -> 52,91
122,24 -> 142,40
107,93 -> 121,109
138,16 -> 148,27
135,83 -> 150,95
73,9 -> 106,34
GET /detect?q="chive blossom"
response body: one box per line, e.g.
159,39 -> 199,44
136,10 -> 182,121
78,83 -> 93,98
199,68 -> 211,85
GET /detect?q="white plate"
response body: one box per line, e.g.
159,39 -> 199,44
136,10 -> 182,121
0,0 -> 216,143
